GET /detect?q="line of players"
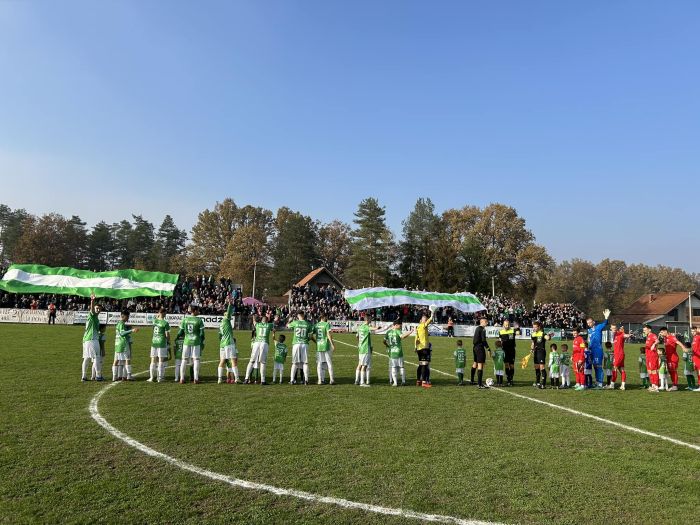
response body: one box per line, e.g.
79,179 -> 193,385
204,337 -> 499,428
79,295 -> 700,391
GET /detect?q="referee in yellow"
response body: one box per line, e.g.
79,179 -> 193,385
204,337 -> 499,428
415,306 -> 436,388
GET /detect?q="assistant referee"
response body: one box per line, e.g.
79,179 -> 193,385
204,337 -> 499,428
471,317 -> 490,388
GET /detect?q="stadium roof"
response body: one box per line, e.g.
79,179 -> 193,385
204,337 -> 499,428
615,292 -> 699,324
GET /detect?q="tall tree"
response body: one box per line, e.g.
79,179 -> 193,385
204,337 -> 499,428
12,213 -> 74,266
152,215 -> 187,272
111,220 -> 134,268
64,215 -> 88,267
188,199 -> 272,275
318,220 -> 352,282
346,198 -> 394,287
0,204 -> 31,265
219,224 -> 270,296
268,207 -> 319,294
86,221 -> 114,271
398,198 -> 440,289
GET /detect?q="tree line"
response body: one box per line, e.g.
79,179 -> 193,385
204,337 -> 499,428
1,200 -> 697,313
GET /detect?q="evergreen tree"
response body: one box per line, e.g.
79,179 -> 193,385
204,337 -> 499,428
86,221 -> 114,271
269,207 -> 319,294
346,198 -> 394,287
398,198 -> 440,289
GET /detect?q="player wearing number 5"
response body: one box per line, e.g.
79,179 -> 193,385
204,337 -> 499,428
246,313 -> 275,384
287,312 -> 313,384
176,304 -> 205,384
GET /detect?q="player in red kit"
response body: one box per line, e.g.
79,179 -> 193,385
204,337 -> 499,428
610,324 -> 629,390
571,327 -> 586,390
643,324 -> 660,392
658,327 -> 683,391
691,327 -> 700,391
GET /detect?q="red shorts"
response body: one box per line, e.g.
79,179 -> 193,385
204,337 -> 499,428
646,351 -> 659,371
613,352 -> 624,368
694,356 -> 700,371
666,352 -> 679,370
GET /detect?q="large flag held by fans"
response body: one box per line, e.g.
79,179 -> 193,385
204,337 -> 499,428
344,287 -> 485,313
0,264 -> 179,299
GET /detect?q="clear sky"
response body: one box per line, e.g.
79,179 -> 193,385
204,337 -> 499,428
1,1 -> 698,271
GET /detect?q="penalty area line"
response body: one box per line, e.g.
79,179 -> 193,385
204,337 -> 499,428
334,340 -> 700,453
88,363 -> 502,525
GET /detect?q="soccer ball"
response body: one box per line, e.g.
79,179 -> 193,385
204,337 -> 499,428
485,378 -> 494,387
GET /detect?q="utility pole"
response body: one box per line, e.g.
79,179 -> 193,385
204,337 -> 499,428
492,276 -> 495,297
251,260 -> 257,299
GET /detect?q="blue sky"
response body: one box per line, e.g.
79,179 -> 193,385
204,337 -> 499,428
1,1 -> 698,271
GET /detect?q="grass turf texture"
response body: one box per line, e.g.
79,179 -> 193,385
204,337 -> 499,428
1,324 -> 699,525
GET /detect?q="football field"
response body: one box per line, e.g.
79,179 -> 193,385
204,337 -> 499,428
2,324 -> 699,524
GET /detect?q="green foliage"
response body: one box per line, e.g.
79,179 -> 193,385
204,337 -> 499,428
346,198 -> 394,287
268,208 -> 319,294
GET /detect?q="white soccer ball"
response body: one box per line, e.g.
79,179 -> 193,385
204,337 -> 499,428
485,378 -> 494,387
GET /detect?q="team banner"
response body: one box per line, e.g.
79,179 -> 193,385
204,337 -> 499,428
0,264 -> 179,299
344,287 -> 485,313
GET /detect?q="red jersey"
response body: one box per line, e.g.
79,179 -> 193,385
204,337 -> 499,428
692,334 -> 700,359
572,336 -> 586,360
613,331 -> 625,356
664,334 -> 679,357
645,332 -> 658,352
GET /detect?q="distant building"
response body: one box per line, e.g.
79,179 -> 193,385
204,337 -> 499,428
615,292 -> 700,334
284,267 -> 345,300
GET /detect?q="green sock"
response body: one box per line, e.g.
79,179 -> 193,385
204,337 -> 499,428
457,372 -> 464,383
687,375 -> 696,389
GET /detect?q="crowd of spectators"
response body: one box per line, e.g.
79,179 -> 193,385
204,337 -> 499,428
0,266 -> 586,329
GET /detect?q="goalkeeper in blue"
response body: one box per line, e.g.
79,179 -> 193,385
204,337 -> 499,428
586,309 -> 611,388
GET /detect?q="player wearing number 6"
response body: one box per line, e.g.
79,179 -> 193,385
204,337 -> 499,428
287,312 -> 313,384
148,308 -> 170,382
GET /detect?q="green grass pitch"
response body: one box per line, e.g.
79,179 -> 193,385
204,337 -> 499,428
1,324 -> 699,524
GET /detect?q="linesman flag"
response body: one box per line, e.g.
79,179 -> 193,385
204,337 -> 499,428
0,264 -> 179,299
344,287 -> 485,313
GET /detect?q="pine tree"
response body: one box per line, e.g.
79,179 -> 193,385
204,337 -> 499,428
346,198 -> 394,287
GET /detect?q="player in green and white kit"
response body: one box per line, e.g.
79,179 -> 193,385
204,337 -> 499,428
81,293 -> 102,381
384,320 -> 411,386
356,317 -> 379,387
173,334 -> 185,383
603,342 -> 613,388
314,314 -> 336,384
492,340 -> 506,386
548,343 -> 560,388
148,308 -> 170,383
272,334 -> 288,384
218,299 -> 239,384
247,313 -> 275,384
176,304 -> 205,384
638,347 -> 649,389
454,340 -> 467,385
559,344 -> 571,388
681,344 -> 697,390
112,310 -> 139,381
287,312 -> 313,384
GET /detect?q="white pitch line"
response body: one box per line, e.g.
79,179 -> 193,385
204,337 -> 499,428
88,364 -> 503,525
334,340 -> 700,453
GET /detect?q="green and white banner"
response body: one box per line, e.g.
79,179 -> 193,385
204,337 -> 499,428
343,287 -> 485,313
0,264 -> 179,299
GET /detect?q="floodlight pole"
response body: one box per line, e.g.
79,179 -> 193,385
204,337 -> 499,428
689,291 -> 693,337
252,260 -> 258,300
492,276 -> 495,297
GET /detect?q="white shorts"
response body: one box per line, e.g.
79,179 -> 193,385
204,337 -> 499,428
358,353 -> 371,367
250,342 -> 269,364
604,369 -> 612,376
150,347 -> 168,358
82,340 -> 99,359
640,372 -> 648,378
115,349 -> 131,361
273,362 -> 284,371
316,350 -> 332,364
292,344 -> 308,364
220,345 -> 237,359
496,370 -> 505,376
560,365 -> 569,377
455,367 -> 464,374
549,371 -> 559,378
182,345 -> 201,359
389,357 -> 404,368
